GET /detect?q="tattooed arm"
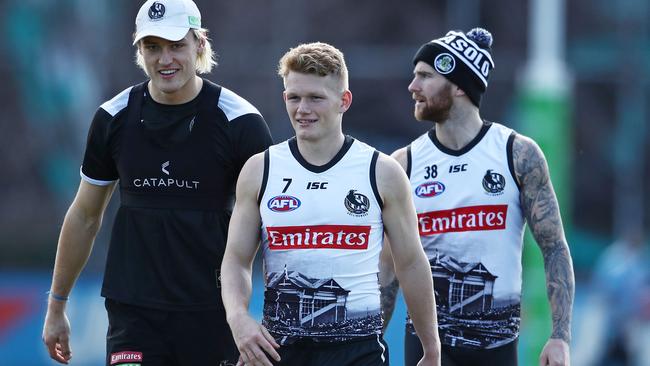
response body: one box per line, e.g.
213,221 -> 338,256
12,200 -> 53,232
379,240 -> 400,329
513,134 -> 574,366
378,147 -> 409,329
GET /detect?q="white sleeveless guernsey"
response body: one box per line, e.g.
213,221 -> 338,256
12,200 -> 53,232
259,136 -> 384,344
406,122 -> 525,349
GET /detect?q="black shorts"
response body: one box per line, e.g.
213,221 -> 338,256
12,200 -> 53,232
272,335 -> 389,366
404,331 -> 518,366
105,298 -> 237,366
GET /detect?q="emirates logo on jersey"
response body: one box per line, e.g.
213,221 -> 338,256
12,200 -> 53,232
418,205 -> 507,235
110,351 -> 143,365
266,225 -> 371,250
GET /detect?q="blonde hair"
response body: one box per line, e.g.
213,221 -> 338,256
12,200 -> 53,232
134,28 -> 217,75
277,42 -> 349,90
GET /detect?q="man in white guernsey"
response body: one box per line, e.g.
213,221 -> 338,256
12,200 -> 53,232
221,42 -> 441,366
379,28 -> 575,366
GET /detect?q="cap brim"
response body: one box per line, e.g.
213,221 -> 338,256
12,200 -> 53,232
132,26 -> 191,45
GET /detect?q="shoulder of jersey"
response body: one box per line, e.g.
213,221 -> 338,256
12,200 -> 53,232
269,138 -> 290,150
97,85 -> 262,122
350,137 -> 373,152
410,130 -> 433,152
487,121 -> 511,133
100,86 -> 133,117
218,87 -> 261,122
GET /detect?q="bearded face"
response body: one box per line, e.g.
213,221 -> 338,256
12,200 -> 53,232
414,81 -> 453,123
409,61 -> 455,123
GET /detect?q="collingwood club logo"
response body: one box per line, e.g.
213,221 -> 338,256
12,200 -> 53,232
344,190 -> 370,217
148,2 -> 166,20
434,53 -> 455,74
482,169 -> 505,195
161,161 -> 170,175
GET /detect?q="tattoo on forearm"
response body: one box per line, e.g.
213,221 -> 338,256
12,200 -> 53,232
380,278 -> 400,328
514,136 -> 575,343
542,241 -> 574,342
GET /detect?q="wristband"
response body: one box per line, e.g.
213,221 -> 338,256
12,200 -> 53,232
47,291 -> 69,301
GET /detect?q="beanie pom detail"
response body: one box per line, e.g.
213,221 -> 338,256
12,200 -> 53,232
466,28 -> 493,49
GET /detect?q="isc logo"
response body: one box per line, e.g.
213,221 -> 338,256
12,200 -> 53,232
268,195 -> 301,212
415,182 -> 445,198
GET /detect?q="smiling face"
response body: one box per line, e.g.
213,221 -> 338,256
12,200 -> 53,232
137,31 -> 203,104
283,71 -> 352,142
408,61 -> 454,123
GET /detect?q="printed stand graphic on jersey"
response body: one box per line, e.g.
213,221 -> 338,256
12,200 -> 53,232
406,251 -> 519,349
263,266 -> 382,343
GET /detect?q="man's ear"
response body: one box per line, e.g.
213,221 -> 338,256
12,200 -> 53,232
340,90 -> 353,113
453,85 -> 466,97
197,37 -> 206,54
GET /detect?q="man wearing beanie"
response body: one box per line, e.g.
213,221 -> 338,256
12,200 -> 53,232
380,28 -> 574,366
42,1 -> 272,365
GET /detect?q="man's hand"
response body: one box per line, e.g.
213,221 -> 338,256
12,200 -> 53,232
229,313 -> 280,366
539,338 -> 570,366
42,308 -> 72,364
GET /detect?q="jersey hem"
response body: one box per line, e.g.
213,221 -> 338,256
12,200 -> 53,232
101,292 -> 225,312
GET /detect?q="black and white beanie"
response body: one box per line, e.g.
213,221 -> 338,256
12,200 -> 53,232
413,28 -> 495,107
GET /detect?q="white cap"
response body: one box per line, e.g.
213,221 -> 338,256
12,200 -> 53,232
133,0 -> 201,45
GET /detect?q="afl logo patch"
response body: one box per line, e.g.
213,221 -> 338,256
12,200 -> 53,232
268,195 -> 301,212
415,181 -> 445,198
344,190 -> 370,217
434,53 -> 455,74
149,2 -> 166,20
482,170 -> 505,195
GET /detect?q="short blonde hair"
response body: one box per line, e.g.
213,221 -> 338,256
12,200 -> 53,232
134,28 -> 217,75
277,42 -> 349,90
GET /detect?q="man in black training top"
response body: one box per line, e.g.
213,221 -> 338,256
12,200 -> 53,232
42,1 -> 272,365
